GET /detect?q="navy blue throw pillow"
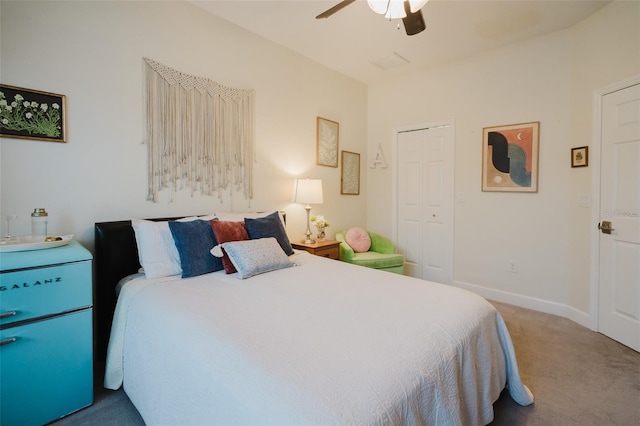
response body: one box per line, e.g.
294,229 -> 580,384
244,211 -> 294,256
168,219 -> 223,278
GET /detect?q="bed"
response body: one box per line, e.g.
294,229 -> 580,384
96,212 -> 533,425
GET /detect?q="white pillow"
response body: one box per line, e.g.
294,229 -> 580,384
132,219 -> 182,279
176,213 -> 217,222
214,211 -> 287,229
214,211 -> 271,222
214,237 -> 292,279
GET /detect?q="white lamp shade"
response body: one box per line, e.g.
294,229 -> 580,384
293,178 -> 323,205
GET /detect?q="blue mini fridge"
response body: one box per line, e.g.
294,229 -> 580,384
0,240 -> 93,425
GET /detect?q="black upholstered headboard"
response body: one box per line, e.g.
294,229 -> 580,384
93,212 -> 286,361
94,216 -> 184,361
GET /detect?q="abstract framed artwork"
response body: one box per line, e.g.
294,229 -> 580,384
316,117 -> 339,167
481,121 -> 540,192
0,84 -> 67,142
571,146 -> 588,168
341,150 -> 360,195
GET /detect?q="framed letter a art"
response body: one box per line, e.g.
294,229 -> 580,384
482,121 -> 539,192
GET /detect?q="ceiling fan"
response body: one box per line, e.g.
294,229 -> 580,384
316,0 -> 427,36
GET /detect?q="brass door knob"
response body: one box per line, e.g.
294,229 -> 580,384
598,221 -> 615,234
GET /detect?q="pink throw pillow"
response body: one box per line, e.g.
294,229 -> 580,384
345,227 -> 371,253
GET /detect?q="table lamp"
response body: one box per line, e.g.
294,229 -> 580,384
293,178 -> 323,243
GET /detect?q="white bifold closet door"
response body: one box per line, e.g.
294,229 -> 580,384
396,122 -> 454,284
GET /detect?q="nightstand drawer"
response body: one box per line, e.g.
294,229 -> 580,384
292,240 -> 340,260
313,245 -> 339,260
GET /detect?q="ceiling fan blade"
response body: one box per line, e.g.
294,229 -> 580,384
316,0 -> 357,19
402,8 -> 426,35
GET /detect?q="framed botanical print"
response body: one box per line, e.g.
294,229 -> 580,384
0,84 -> 67,142
316,117 -> 339,167
481,121 -> 539,192
341,150 -> 360,195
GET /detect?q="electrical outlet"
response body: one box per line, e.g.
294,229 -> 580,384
508,261 -> 517,273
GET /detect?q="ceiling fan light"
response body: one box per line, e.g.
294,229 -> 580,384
385,1 -> 406,19
367,0 -> 390,15
408,0 -> 428,14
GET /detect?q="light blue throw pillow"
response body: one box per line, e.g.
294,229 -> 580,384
219,237 -> 292,279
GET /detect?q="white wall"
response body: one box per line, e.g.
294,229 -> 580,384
368,32 -> 572,304
367,0 -> 640,323
567,0 -> 640,317
0,1 -> 368,252
2,0 -> 638,325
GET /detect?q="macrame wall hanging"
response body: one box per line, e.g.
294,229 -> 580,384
144,57 -> 255,203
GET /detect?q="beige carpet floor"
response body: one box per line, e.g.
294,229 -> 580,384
52,301 -> 640,425
489,301 -> 640,425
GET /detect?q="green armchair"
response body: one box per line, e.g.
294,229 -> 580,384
335,230 -> 405,274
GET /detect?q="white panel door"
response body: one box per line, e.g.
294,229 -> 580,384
397,130 -> 424,278
396,124 -> 454,284
599,83 -> 640,351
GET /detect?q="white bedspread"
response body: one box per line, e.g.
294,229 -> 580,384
105,251 -> 533,425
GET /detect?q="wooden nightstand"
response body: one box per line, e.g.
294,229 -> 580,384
292,240 -> 340,260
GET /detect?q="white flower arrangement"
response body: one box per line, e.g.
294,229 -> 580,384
310,215 -> 330,230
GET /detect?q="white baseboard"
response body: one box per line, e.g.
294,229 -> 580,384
453,280 -> 592,330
